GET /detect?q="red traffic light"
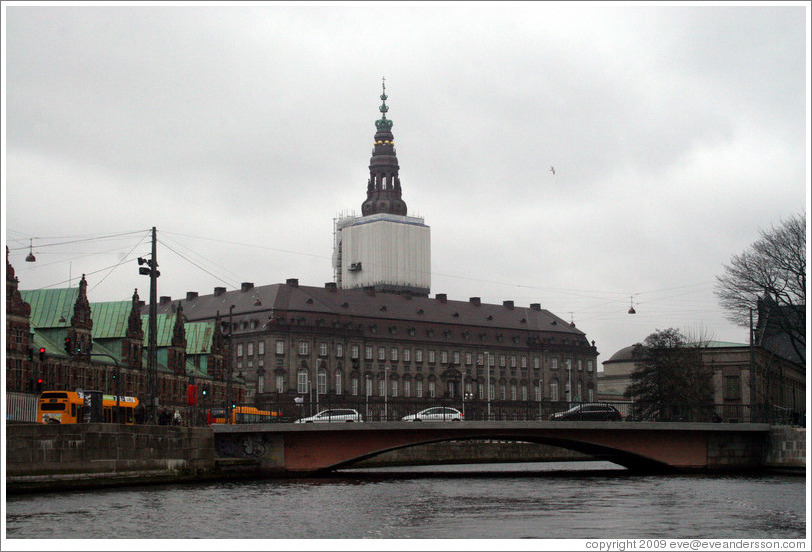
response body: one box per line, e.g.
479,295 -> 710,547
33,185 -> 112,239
37,378 -> 43,384
39,348 -> 46,353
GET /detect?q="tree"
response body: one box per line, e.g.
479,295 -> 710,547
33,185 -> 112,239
624,328 -> 715,421
714,213 -> 806,362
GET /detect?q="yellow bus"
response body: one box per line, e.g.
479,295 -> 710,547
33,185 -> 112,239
38,391 -> 140,424
207,405 -> 282,424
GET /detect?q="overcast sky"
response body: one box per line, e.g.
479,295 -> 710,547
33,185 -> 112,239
3,2 -> 809,365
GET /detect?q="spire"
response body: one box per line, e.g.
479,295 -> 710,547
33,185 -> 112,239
362,77 -> 408,217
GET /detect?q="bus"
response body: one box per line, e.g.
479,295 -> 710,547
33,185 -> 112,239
38,391 -> 140,424
207,406 -> 283,424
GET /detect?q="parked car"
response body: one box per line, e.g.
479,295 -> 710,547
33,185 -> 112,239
401,407 -> 463,422
550,403 -> 622,421
294,409 -> 363,423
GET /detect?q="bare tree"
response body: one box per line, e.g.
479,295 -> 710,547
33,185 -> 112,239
714,213 -> 806,361
624,328 -> 715,422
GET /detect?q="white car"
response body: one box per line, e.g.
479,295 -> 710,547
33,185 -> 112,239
294,409 -> 363,423
401,407 -> 463,422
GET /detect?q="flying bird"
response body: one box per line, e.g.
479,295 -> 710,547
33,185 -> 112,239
549,166 -> 555,175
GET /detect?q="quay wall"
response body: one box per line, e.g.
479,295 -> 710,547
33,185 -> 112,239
763,426 -> 806,473
5,423 -> 216,493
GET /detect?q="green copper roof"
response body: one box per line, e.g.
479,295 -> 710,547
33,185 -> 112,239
20,288 -> 78,328
90,301 -> 133,339
185,322 -> 214,354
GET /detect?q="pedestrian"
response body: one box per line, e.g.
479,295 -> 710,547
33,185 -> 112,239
173,409 -> 183,426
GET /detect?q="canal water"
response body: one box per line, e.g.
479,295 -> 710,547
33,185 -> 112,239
4,462 -> 806,542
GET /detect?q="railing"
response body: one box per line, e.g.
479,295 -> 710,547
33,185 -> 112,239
185,398 -> 805,427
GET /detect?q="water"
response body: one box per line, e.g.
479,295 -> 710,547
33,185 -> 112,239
4,462 -> 806,541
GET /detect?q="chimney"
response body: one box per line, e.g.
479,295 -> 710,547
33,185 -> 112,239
214,287 -> 226,297
286,278 -> 299,287
138,300 -> 146,308
160,296 -> 172,305
503,300 -> 514,309
436,293 -> 447,303
530,303 -> 541,311
469,297 -> 481,306
186,291 -> 199,300
325,282 -> 338,292
241,282 -> 254,292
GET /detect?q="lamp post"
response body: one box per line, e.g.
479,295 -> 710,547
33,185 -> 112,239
485,351 -> 491,420
567,360 -> 573,407
384,365 -> 389,421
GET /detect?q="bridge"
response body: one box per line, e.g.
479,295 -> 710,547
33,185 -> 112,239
212,421 -> 771,475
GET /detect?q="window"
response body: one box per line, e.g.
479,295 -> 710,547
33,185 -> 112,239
276,375 -> 285,393
365,346 -> 373,360
428,350 -> 436,363
257,373 -> 264,394
415,349 -> 423,363
391,347 -> 398,362
453,351 -> 460,365
551,358 -> 558,370
565,359 -> 572,372
478,382 -> 485,399
588,387 -> 594,401
724,375 -> 741,400
335,372 -> 343,395
535,384 -> 541,402
576,382 -> 583,402
510,355 -> 517,368
428,380 -> 436,398
298,341 -> 309,356
336,344 -> 344,358
247,343 -> 254,356
510,384 -> 517,401
391,380 -> 398,397
319,343 -> 328,357
577,360 -> 583,371
550,380 -> 559,401
587,360 -> 593,372
521,356 -> 527,369
378,347 -> 386,361
237,344 -> 244,357
477,353 -> 484,366
403,348 -> 410,363
465,352 -> 472,366
521,385 -> 528,401
258,341 -> 265,355
351,345 -> 360,359
276,340 -> 285,355
465,382 -> 473,398
534,356 -> 540,369
440,351 -> 448,364
403,380 -> 411,397
499,355 -> 506,367
351,377 -> 359,396
297,369 -> 309,394
317,369 -> 327,395
366,376 -> 373,397
378,379 -> 386,396
500,384 -> 507,400
416,380 -> 423,398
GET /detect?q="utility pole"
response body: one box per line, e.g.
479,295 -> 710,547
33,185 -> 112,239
139,227 -> 160,424
226,304 -> 234,422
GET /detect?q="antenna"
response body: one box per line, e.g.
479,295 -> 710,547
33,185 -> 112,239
628,295 -> 637,314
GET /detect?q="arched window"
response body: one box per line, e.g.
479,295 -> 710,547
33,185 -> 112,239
297,369 -> 309,394
550,380 -> 559,402
317,368 -> 327,395
335,371 -> 343,395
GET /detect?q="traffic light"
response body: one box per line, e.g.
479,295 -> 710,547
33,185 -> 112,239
28,347 -> 34,361
35,378 -> 44,393
201,385 -> 208,397
39,347 -> 46,362
64,336 -> 73,355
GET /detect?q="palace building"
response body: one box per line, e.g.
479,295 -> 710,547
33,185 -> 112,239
149,84 -> 599,412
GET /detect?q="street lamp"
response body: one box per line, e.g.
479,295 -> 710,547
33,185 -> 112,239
485,351 -> 491,420
384,365 -> 389,421
567,360 -> 573,406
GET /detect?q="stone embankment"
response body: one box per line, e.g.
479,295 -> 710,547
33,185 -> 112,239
763,426 -> 806,474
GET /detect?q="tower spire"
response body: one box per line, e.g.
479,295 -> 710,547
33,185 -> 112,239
362,77 -> 407,216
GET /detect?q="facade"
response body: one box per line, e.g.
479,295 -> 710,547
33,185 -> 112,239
598,340 -> 805,418
5,247 -> 244,417
152,279 -> 600,411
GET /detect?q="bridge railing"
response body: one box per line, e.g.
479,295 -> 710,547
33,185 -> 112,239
190,398 -> 802,426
